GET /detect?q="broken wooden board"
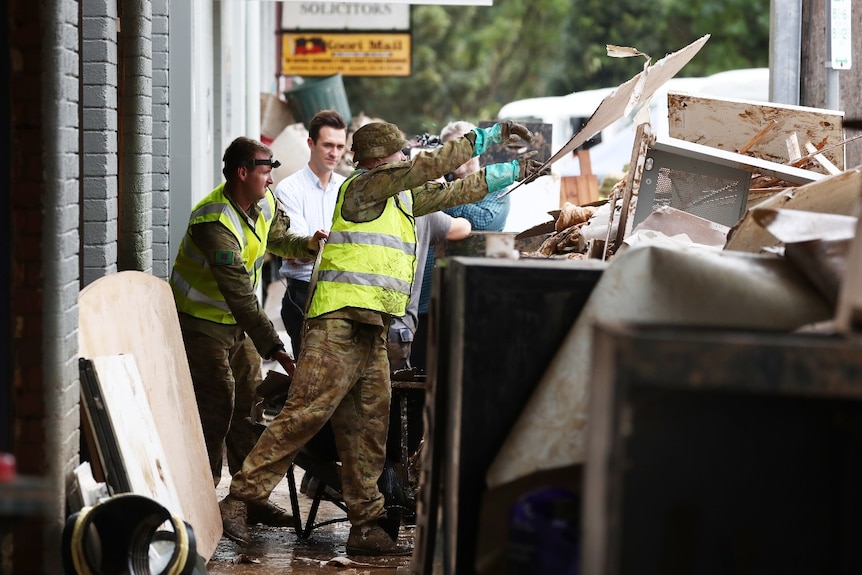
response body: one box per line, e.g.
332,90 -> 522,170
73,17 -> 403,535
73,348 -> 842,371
725,167 -> 862,253
752,208 -> 857,243
78,271 -> 221,561
667,93 -> 846,171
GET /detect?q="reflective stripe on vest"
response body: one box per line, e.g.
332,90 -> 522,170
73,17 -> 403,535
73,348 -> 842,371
170,183 -> 276,324
308,172 -> 417,318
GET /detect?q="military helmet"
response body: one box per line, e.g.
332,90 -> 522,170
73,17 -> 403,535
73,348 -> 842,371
351,122 -> 409,162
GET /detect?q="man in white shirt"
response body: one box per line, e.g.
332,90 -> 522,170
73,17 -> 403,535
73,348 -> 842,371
274,110 -> 348,357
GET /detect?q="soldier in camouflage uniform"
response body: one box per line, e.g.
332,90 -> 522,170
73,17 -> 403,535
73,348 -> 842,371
219,121 -> 549,555
170,136 -> 328,527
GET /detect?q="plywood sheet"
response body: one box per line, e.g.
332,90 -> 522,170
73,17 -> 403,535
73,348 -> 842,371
78,271 -> 221,561
549,34 -> 710,165
667,93 -> 846,170
89,355 -> 183,515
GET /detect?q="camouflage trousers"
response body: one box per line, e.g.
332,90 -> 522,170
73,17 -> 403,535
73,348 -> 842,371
230,317 -> 391,527
183,331 -> 262,485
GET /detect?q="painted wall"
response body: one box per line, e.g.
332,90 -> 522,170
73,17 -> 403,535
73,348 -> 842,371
169,0 -> 271,265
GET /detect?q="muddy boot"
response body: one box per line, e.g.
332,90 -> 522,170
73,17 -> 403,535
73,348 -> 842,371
346,520 -> 412,556
247,500 -> 294,527
219,495 -> 250,544
378,508 -> 402,540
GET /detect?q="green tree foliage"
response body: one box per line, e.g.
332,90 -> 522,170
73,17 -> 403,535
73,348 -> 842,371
341,0 -> 769,137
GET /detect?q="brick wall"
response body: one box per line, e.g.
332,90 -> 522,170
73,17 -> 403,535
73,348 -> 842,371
152,0 -> 171,279
82,0 -> 119,287
118,0 -> 154,274
8,0 -> 81,572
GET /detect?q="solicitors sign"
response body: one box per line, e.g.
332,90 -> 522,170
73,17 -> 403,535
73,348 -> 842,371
280,2 -> 410,30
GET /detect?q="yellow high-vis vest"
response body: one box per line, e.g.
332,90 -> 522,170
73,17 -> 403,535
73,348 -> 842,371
170,183 -> 275,324
308,173 -> 417,318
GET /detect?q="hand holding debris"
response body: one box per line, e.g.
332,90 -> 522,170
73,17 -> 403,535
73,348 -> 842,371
484,152 -> 549,193
471,121 -> 533,156
517,151 -> 551,181
499,120 -> 534,145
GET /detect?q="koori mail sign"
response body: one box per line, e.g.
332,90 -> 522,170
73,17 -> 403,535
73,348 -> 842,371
282,32 -> 411,77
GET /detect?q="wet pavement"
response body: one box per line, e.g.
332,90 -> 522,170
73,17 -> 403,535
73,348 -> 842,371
206,466 -> 414,574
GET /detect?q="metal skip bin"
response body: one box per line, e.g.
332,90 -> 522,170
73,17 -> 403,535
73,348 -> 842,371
585,323 -> 862,575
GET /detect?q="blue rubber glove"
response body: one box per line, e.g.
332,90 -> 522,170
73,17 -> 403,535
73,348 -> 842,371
471,121 -> 533,157
485,151 -> 550,193
484,160 -> 519,193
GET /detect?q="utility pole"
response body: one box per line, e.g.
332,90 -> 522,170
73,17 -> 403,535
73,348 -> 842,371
825,0 -> 852,111
770,0 -> 803,105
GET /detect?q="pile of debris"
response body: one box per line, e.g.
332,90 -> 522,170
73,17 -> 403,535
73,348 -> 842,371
523,90 -> 858,262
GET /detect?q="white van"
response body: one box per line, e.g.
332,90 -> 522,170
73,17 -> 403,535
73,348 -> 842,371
496,68 -> 770,233
497,68 -> 770,180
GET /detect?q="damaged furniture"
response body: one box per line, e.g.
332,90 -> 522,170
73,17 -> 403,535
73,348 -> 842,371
606,132 -> 824,257
632,137 -> 821,229
409,34 -> 862,574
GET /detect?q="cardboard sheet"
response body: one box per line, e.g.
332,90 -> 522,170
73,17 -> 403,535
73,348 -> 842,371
486,244 -> 833,488
504,35 -> 710,195
78,271 -> 221,561
725,167 -> 862,253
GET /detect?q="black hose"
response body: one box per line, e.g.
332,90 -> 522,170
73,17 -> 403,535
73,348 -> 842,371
61,493 -> 199,575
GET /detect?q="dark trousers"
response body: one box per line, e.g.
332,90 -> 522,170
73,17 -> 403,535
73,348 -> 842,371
411,312 -> 430,373
182,331 -> 262,484
280,278 -> 310,357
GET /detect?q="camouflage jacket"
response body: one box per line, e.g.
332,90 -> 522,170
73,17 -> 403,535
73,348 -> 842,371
177,192 -> 315,359
323,131 -> 487,328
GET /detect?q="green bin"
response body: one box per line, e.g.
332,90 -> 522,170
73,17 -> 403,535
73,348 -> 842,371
283,73 -> 352,128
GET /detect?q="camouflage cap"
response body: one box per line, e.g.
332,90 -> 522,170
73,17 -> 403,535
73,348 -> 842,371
351,122 -> 409,161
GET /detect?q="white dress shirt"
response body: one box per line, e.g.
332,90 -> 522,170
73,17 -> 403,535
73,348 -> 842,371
274,164 -> 346,281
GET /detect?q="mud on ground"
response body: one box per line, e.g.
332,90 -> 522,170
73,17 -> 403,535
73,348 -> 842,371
207,466 -> 414,574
